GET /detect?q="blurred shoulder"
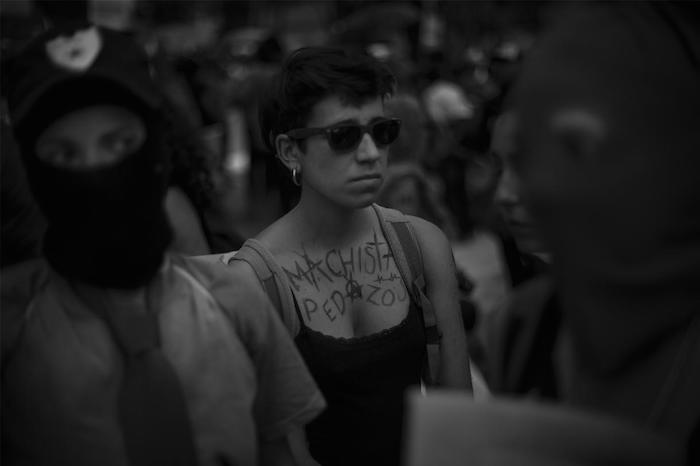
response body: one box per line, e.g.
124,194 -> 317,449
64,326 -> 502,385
406,214 -> 451,249
2,259 -> 51,356
171,253 -> 264,300
2,258 -> 51,306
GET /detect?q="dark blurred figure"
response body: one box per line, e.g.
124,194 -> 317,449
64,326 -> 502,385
422,80 -> 489,237
378,163 -> 458,240
0,116 -> 46,267
484,110 -> 560,399
512,1 -> 700,461
384,93 -> 430,167
491,111 -> 549,286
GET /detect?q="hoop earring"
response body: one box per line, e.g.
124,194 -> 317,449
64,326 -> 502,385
292,167 -> 301,187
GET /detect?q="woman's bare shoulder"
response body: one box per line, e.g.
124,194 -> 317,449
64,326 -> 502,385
405,214 -> 450,249
254,213 -> 298,255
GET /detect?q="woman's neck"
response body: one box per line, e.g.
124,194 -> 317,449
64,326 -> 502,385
290,193 -> 375,246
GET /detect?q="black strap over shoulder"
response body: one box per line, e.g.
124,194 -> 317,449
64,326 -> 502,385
372,204 -> 441,385
225,239 -> 300,336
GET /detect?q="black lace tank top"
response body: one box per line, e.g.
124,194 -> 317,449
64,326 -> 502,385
293,296 -> 426,466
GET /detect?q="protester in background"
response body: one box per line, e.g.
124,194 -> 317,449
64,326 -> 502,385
421,80 -> 478,237
378,163 -> 458,241
512,2 -> 700,459
226,47 -> 471,466
377,162 -> 479,341
449,112 -> 515,380
491,111 -> 549,285
381,91 -> 458,238
384,93 -> 429,166
483,110 -> 559,398
160,99 -> 216,255
1,23 -> 324,466
160,98 -> 248,255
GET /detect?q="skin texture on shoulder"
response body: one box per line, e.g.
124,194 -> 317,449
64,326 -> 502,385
407,214 -> 472,389
176,254 -> 270,310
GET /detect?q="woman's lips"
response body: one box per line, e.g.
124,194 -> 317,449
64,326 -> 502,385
350,173 -> 382,182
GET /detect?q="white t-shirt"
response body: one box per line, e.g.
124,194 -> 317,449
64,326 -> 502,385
1,254 -> 325,466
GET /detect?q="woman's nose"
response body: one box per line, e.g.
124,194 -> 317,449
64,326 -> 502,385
356,132 -> 381,162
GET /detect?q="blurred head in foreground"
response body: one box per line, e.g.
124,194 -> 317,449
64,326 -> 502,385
6,22 -> 172,288
511,0 -> 700,445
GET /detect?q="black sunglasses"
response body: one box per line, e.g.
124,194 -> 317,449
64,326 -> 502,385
286,118 -> 401,152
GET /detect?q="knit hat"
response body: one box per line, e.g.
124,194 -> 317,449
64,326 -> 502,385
5,22 -> 160,132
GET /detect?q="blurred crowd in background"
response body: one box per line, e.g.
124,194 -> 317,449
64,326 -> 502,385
2,1 -> 699,464
1,0 -> 544,229
1,0 -> 553,373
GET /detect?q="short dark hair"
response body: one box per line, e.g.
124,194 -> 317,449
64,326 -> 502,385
258,46 -> 396,152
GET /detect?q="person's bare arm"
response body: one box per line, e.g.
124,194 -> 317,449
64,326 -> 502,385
410,216 -> 472,390
165,186 -> 210,256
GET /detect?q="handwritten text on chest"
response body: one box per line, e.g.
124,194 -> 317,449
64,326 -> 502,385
282,231 -> 409,322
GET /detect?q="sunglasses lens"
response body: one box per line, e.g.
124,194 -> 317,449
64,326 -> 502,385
372,119 -> 401,145
328,126 -> 363,151
325,119 -> 401,151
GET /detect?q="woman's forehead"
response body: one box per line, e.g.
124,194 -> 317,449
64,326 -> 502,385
306,95 -> 384,127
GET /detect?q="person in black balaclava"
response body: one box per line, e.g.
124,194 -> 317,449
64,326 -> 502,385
13,76 -> 173,289
511,1 -> 700,460
2,22 -> 324,466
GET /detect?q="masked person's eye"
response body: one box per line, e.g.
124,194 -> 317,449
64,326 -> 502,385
106,128 -> 145,159
36,141 -> 80,168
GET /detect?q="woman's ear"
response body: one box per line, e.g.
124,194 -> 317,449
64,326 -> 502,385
275,133 -> 299,171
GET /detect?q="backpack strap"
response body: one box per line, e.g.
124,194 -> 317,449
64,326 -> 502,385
372,204 -> 442,385
220,239 -> 300,336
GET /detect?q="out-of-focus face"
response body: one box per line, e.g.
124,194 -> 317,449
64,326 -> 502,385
297,95 -> 389,208
35,105 -> 146,170
492,111 -> 545,255
509,4 -> 700,382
